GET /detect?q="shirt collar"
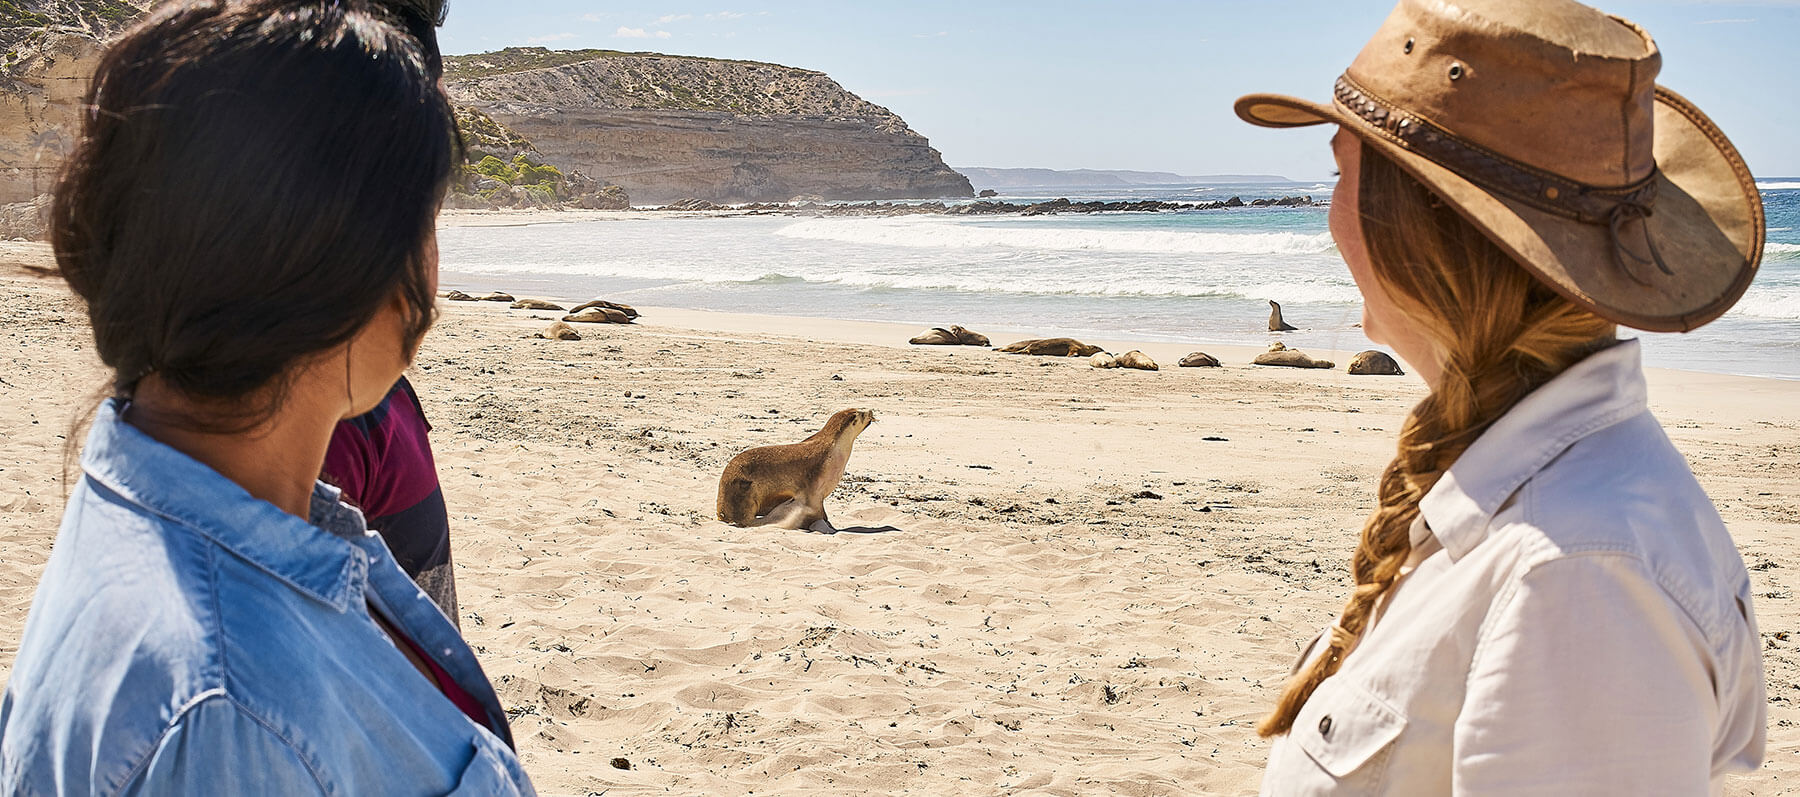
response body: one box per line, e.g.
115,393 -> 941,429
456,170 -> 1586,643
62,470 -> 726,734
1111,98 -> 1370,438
1418,339 -> 1649,561
79,399 -> 371,611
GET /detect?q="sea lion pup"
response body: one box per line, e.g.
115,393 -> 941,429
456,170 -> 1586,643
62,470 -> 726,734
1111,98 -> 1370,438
1179,351 -> 1221,367
1268,300 -> 1299,331
1090,352 -> 1118,368
1347,350 -> 1405,375
996,337 -> 1104,357
511,298 -> 565,311
717,408 -> 876,532
1115,350 -> 1158,371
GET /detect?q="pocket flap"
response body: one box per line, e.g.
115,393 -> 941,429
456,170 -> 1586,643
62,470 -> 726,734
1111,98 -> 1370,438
1291,678 -> 1406,779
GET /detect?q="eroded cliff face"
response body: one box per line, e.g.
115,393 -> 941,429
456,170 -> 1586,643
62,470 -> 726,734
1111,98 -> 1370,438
445,48 -> 973,204
0,0 -> 142,207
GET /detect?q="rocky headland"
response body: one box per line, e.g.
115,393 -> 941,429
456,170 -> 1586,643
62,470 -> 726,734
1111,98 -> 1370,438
443,47 -> 973,205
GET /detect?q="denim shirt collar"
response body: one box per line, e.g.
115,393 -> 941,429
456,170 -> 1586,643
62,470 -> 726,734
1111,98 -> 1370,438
79,399 -> 371,612
1418,339 -> 1650,561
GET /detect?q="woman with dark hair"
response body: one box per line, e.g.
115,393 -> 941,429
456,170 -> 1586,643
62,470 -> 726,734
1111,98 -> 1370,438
0,0 -> 533,793
1234,0 -> 1766,792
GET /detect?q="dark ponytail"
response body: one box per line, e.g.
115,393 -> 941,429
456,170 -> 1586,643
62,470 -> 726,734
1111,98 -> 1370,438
51,0 -> 454,429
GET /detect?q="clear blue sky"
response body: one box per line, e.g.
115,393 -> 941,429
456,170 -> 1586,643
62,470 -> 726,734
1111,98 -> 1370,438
438,1 -> 1800,181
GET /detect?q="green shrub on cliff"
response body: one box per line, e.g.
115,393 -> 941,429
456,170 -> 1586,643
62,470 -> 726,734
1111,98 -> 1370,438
474,154 -> 513,182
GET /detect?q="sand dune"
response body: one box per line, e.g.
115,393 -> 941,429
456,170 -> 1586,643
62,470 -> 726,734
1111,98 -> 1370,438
2,242 -> 1797,794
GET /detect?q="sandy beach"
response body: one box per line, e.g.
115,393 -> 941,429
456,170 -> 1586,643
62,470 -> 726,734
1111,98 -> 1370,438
3,236 -> 1798,795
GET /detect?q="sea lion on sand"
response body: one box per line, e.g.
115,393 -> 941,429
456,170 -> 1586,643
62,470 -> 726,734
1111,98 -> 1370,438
1253,341 -> 1335,369
535,321 -> 581,340
1268,300 -> 1299,332
909,325 -> 990,346
1115,350 -> 1158,371
569,299 -> 639,319
479,291 -> 515,302
717,409 -> 876,532
564,307 -> 633,324
443,290 -> 473,301
1179,352 -> 1221,367
997,338 -> 1104,357
511,298 -> 565,311
1348,350 -> 1405,375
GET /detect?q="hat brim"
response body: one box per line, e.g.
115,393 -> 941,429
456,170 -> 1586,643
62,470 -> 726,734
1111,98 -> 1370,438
1233,90 -> 1763,333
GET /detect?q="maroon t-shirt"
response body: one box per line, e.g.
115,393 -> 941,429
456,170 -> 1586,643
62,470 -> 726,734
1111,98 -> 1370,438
323,377 -> 457,625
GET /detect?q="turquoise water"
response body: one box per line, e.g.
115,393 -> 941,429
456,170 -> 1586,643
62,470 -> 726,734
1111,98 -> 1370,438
438,181 -> 1800,379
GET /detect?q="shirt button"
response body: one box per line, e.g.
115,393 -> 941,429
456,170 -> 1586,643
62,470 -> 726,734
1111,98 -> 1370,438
1318,715 -> 1334,737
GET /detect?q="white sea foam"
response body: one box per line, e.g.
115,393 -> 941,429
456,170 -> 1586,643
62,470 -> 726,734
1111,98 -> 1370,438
1730,288 -> 1800,320
1757,181 -> 1800,190
772,217 -> 1339,256
1766,242 -> 1800,258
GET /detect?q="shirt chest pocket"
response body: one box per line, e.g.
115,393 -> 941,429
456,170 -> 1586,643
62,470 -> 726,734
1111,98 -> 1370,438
1287,678 -> 1407,790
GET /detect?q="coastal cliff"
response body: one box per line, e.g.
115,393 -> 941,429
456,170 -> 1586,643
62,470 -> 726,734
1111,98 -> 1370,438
0,1 -> 144,210
444,48 -> 973,205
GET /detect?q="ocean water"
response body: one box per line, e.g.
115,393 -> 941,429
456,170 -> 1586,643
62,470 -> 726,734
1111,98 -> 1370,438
438,180 -> 1800,380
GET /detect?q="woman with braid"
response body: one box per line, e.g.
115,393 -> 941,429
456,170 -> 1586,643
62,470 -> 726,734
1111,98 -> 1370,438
1235,0 -> 1766,793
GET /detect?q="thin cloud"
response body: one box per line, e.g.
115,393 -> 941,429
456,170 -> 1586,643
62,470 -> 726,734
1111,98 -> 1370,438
706,11 -> 747,20
657,14 -> 693,24
616,27 -> 673,39
580,13 -> 606,22
528,32 -> 577,44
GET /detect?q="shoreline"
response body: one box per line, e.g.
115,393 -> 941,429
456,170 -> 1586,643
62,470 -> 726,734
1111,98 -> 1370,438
3,252 -> 1798,794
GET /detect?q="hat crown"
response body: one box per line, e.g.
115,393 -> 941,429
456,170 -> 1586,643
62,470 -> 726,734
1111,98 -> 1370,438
1346,0 -> 1660,189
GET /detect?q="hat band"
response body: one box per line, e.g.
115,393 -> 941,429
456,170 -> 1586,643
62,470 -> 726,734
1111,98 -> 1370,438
1332,74 -> 1659,226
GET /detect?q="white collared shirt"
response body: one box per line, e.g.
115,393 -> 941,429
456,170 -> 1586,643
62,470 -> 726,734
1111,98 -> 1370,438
1261,340 -> 1766,795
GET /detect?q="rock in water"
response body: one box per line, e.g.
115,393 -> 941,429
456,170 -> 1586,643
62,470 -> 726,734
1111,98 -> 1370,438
1090,352 -> 1118,369
996,338 -> 1105,357
569,299 -> 639,319
1115,351 -> 1158,371
443,290 -> 474,301
1348,350 -> 1405,375
511,298 -> 565,311
479,292 -> 515,302
536,321 -> 581,340
564,307 -> 632,324
1268,300 -> 1299,332
1179,352 -> 1221,367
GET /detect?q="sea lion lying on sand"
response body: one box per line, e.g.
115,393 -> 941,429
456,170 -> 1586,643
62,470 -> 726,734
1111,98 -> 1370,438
564,307 -> 633,324
717,409 -> 876,533
1179,352 -> 1221,367
1268,300 -> 1299,331
1115,351 -> 1158,371
479,291 -> 515,302
511,298 -> 565,311
443,290 -> 473,301
997,338 -> 1104,357
1253,341 -> 1335,369
1090,352 -> 1117,369
535,321 -> 581,340
1348,350 -> 1405,375
909,325 -> 990,346
569,299 -> 639,320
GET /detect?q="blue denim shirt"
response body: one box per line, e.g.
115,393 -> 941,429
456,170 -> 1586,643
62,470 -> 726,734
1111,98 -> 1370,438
0,401 -> 535,796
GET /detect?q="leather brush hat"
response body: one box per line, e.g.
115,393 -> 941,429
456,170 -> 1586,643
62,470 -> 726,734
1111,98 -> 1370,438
1234,0 -> 1764,332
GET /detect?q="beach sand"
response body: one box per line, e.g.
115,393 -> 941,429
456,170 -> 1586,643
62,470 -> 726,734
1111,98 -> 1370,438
3,237 -> 1799,795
